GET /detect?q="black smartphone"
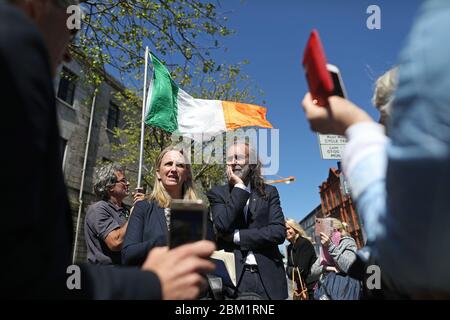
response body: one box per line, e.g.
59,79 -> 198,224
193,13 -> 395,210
169,199 -> 207,249
326,64 -> 347,98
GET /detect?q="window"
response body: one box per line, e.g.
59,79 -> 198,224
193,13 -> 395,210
107,102 -> 120,131
60,137 -> 68,173
57,67 -> 77,106
335,191 -> 340,205
328,192 -> 333,208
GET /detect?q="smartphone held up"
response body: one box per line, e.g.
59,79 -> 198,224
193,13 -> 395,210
169,199 -> 208,249
326,63 -> 347,99
303,29 -> 347,106
315,218 -> 333,238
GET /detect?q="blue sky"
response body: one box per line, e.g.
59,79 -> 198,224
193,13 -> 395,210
206,0 -> 422,223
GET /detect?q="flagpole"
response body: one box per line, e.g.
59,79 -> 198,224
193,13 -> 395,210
72,91 -> 97,264
137,46 -> 149,190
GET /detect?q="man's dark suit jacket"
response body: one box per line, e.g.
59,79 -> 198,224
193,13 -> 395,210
207,183 -> 288,300
1,3 -> 160,299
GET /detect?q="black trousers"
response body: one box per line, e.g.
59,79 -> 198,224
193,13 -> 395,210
236,266 -> 269,300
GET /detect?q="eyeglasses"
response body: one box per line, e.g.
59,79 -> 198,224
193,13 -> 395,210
115,178 -> 129,185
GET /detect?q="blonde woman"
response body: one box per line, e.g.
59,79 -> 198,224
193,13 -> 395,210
311,218 -> 360,300
122,146 -> 200,266
372,66 -> 399,133
285,219 -> 317,299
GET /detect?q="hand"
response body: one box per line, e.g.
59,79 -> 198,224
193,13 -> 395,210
141,240 -> 216,300
301,93 -> 373,135
132,192 -> 145,205
320,232 -> 331,248
226,165 -> 244,186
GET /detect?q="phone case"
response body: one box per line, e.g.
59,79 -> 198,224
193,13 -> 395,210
169,200 -> 207,248
327,64 -> 347,98
315,218 -> 333,237
302,30 -> 334,106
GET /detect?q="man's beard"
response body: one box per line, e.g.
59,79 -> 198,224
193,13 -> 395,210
233,164 -> 252,184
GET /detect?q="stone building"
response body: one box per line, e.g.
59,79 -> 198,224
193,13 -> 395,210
55,59 -> 139,263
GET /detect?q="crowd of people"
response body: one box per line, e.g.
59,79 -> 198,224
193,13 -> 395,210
301,0 -> 450,299
3,0 -> 215,300
3,0 -> 450,300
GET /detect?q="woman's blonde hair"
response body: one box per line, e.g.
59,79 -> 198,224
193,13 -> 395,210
329,218 -> 349,237
285,218 -> 312,242
372,66 -> 399,127
149,146 -> 198,208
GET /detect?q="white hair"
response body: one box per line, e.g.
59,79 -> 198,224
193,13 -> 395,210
372,67 -> 399,127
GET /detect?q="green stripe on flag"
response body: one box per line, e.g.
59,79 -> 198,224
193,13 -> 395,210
145,53 -> 179,132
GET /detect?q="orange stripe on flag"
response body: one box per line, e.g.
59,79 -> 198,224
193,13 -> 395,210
221,101 -> 273,130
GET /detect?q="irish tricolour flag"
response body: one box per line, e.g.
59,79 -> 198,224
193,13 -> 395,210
145,53 -> 273,139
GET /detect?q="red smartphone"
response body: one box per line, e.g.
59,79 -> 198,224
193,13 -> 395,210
302,30 -> 334,106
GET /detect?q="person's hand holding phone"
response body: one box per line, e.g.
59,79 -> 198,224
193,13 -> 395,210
301,93 -> 373,135
320,232 -> 331,248
141,240 -> 216,300
302,30 -> 373,135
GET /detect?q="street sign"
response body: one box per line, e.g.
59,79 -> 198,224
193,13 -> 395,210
317,134 -> 347,160
318,134 -> 347,145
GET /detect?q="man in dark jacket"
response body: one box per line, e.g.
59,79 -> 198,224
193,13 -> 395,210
1,0 -> 214,299
207,142 -> 288,300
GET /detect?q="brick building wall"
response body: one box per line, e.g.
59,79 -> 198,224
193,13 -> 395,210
319,167 -> 365,249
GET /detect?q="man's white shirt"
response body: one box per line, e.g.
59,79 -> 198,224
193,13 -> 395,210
233,183 -> 257,266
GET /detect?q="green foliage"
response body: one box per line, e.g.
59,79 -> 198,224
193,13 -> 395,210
73,0 -> 262,194
76,0 -> 235,84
